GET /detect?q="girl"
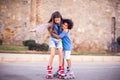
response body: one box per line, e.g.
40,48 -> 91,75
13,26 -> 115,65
29,11 -> 65,79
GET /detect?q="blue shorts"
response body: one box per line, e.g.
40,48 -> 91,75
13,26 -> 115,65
49,37 -> 62,49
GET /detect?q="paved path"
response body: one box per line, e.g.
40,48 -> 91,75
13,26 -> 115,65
0,62 -> 120,80
0,53 -> 120,62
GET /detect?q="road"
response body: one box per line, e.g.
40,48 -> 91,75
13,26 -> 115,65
0,62 -> 120,80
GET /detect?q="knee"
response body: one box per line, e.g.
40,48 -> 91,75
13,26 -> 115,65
50,53 -> 55,57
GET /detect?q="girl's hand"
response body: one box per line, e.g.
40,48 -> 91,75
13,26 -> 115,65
48,27 -> 53,34
29,29 -> 36,32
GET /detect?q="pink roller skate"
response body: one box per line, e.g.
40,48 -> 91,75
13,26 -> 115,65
46,65 -> 53,79
57,66 -> 65,79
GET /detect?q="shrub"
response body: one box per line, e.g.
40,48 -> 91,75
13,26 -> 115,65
41,43 -> 49,51
23,39 -> 36,46
35,43 -> 49,51
0,39 -> 2,45
28,43 -> 36,50
117,36 -> 120,45
28,43 -> 49,51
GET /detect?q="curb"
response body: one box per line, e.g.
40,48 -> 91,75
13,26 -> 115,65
0,53 -> 120,62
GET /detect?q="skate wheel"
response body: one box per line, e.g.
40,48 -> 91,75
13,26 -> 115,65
53,73 -> 58,77
62,76 -> 65,79
58,76 -> 64,79
56,74 -> 60,78
58,76 -> 61,79
46,75 -> 53,79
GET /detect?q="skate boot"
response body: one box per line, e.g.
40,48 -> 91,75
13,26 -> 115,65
46,65 -> 53,79
57,66 -> 65,79
64,67 -> 75,79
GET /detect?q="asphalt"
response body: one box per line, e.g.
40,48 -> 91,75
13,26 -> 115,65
0,53 -> 120,62
0,53 -> 120,80
0,62 -> 120,80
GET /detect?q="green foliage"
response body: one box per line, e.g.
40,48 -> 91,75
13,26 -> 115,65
36,43 -> 49,51
23,39 -> 49,51
28,43 -> 49,51
0,39 -> 2,45
71,51 -> 111,55
23,39 -> 36,46
0,45 -> 28,51
117,36 -> 120,45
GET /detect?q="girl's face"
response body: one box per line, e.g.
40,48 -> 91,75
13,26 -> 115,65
54,18 -> 61,24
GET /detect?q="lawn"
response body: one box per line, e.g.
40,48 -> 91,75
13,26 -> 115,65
0,45 -> 114,55
0,45 -> 28,51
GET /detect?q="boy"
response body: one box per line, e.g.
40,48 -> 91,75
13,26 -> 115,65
49,19 -> 75,79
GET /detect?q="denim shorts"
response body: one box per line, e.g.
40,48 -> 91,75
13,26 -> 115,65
49,37 -> 63,49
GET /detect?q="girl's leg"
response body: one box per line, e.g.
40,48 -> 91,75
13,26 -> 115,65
46,47 -> 55,79
58,48 -> 63,66
48,47 -> 55,66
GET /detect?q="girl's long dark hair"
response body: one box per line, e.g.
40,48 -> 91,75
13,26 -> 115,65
48,11 -> 63,23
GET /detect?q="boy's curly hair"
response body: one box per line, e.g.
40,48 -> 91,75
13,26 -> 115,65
63,19 -> 73,29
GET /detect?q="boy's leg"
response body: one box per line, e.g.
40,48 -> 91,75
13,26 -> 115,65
66,59 -> 71,68
66,59 -> 71,72
64,51 -> 71,68
64,51 -> 75,79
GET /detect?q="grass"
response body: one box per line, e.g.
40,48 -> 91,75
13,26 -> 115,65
0,45 -> 28,51
71,51 -> 112,56
0,45 -> 115,56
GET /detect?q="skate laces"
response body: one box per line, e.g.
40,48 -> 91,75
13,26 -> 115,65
47,66 -> 52,75
58,66 -> 65,76
47,66 -> 52,71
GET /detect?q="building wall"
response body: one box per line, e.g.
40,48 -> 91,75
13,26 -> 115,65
0,0 -> 120,52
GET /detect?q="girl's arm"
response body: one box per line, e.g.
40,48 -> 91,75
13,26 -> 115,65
29,28 -> 36,32
48,26 -> 61,39
50,31 -> 67,39
29,23 -> 51,32
51,32 -> 61,39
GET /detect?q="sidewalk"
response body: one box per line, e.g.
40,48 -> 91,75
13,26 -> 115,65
0,53 -> 120,62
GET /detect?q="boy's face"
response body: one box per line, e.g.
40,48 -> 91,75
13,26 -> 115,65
62,22 -> 68,30
54,18 -> 61,24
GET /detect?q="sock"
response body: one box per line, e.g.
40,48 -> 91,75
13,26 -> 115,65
67,67 -> 71,72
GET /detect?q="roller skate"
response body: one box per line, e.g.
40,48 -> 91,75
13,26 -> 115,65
64,67 -> 75,79
57,66 -> 65,79
46,65 -> 53,79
